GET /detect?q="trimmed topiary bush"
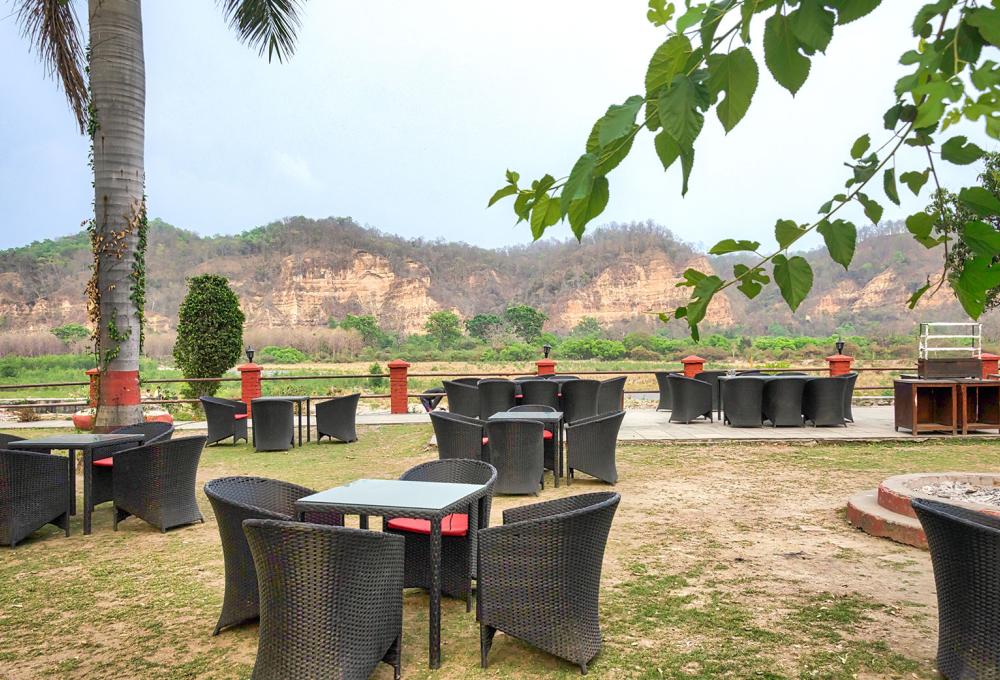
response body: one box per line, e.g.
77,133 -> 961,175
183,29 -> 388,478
173,274 -> 245,398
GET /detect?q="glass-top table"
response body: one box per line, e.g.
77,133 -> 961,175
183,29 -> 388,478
488,410 -> 565,486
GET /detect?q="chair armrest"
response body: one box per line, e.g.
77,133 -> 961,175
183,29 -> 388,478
567,411 -> 624,430
502,494 -> 603,525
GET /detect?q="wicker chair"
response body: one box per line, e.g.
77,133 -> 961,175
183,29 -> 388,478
478,379 -> 517,420
912,498 -> 1000,680
721,377 -> 765,427
666,375 -> 713,423
567,411 -> 624,485
112,435 -> 206,532
484,420 -> 544,495
549,375 -> 580,381
431,411 -> 485,460
250,399 -> 294,452
0,433 -> 25,449
91,422 -> 175,508
762,377 -> 808,427
654,372 -> 675,411
693,370 -> 727,414
315,393 -> 360,442
508,405 -> 558,476
386,459 -> 496,606
562,379 -> 600,425
839,372 -> 858,422
520,379 -> 560,409
802,377 -> 847,427
597,376 -> 626,415
453,377 -> 482,386
478,492 -> 621,674
244,519 -> 403,680
443,380 -> 480,418
0,449 -> 70,547
200,397 -> 248,446
204,476 -> 342,635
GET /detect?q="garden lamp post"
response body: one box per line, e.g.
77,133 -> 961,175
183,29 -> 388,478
245,345 -> 255,363
835,337 -> 845,355
543,344 -> 552,358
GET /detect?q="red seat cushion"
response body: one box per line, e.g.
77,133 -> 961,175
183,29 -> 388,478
543,429 -> 553,440
234,413 -> 249,420
387,513 -> 469,537
482,437 -> 489,445
92,457 -> 113,467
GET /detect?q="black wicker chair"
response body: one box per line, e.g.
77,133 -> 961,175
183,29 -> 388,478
112,435 -> 206,533
200,397 -> 248,446
597,376 -> 626,415
478,492 -> 621,674
443,380 -> 480,418
244,519 -> 403,680
562,379 -> 600,425
204,476 -> 342,635
549,375 -> 580,381
520,379 -> 560,409
91,422 -> 175,508
315,393 -> 360,442
0,433 -> 25,449
567,410 -> 624,485
453,376 -> 482,386
478,379 -> 517,420
693,370 -> 727,414
839,372 -> 858,422
250,399 -> 294,452
484,420 -> 544,495
762,377 -> 808,427
386,459 -> 497,606
912,498 -> 1000,680
508,405 -> 558,476
721,377 -> 765,427
654,372 -> 676,411
666,375 -> 713,423
0,449 -> 70,547
802,377 -> 847,427
431,411 -> 485,460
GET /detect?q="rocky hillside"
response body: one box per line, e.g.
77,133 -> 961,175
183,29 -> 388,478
0,217 -> 989,337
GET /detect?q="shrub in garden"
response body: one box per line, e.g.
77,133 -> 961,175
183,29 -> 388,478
173,274 -> 245,398
258,346 -> 308,363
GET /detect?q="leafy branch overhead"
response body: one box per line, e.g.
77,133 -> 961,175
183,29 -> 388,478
490,0 -> 1000,339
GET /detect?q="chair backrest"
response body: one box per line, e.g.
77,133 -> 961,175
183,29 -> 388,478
205,476 -> 315,519
520,379 -> 560,409
653,371 -> 675,410
251,400 -> 295,452
562,379 -> 600,424
720,377 -> 765,426
478,379 -> 517,420
112,421 -> 174,445
453,377 -> 481,386
430,411 -> 485,460
802,377 -> 847,425
597,376 -> 627,415
549,375 -> 579,381
484,420 -> 544,495
508,404 -> 556,412
693,370 -> 726,410
0,433 -> 24,449
838,371 -> 859,418
443,380 -> 480,418
400,458 -> 497,487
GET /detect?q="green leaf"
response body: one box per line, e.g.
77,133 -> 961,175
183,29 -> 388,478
883,168 -> 900,206
658,75 -> 708,148
653,131 -> 695,195
775,219 -> 807,249
701,2 -> 726,51
789,0 -> 835,52
488,184 -> 518,208
586,121 -> 637,176
646,34 -> 693,97
764,13 -> 811,95
850,133 -> 870,160
567,176 -> 609,241
941,135 -> 986,165
646,0 -> 675,26
905,211 -> 943,247
733,264 -> 770,299
707,48 -> 759,133
676,4 -> 707,32
967,7 -> 1000,47
827,0 -> 880,25
913,98 -> 946,129
683,273 -> 724,339
529,194 -> 561,239
709,239 -> 761,255
899,169 -> 929,196
772,254 -> 813,312
505,169 -> 519,185
959,186 -> 1000,217
513,191 -> 532,223
816,218 -> 857,269
857,193 -> 883,224
598,96 -> 645,147
954,256 -> 1000,319
907,279 -> 932,309
960,220 -> 1000,259
560,153 -> 598,216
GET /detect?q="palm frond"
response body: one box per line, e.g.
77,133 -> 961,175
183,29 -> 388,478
16,0 -> 88,132
218,0 -> 305,63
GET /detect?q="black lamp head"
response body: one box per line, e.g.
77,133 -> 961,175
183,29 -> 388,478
245,345 -> 255,363
542,343 -> 552,358
835,337 -> 845,355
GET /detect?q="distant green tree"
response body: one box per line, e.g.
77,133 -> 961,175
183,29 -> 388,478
341,314 -> 389,347
51,323 -> 90,344
173,275 -> 245,397
503,305 -> 547,343
425,311 -> 463,349
465,313 -> 503,341
572,316 -> 604,338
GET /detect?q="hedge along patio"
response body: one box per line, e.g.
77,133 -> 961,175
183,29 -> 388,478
2,424 -> 995,679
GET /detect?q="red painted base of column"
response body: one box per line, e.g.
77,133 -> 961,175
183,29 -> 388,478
98,370 -> 141,406
681,355 -> 706,378
388,360 -> 410,414
536,359 -> 556,376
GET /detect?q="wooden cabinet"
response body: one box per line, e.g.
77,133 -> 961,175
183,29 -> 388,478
894,380 -> 957,435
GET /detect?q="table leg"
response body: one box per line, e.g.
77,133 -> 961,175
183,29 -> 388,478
83,448 -> 93,535
359,514 -> 369,530
951,385 -> 957,435
466,502 -> 478,613
297,401 -> 303,447
307,397 -> 311,443
67,449 -> 76,516
429,517 -> 443,669
557,420 -> 564,488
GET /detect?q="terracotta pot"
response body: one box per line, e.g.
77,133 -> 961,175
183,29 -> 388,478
72,412 -> 94,431
144,412 -> 174,425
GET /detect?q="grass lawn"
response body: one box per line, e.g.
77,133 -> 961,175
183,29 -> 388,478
1,425 -> 992,679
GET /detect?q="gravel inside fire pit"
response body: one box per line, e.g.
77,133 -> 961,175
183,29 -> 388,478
920,481 -> 1000,507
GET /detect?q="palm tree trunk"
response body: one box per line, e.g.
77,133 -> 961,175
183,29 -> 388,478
89,0 -> 145,429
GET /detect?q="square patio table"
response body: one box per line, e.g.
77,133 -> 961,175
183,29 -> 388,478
252,396 -> 310,445
295,478 -> 490,669
487,410 -> 565,486
12,433 -> 146,535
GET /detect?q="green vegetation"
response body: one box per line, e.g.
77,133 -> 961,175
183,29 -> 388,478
258,346 -> 308,363
50,323 -> 90,344
425,310 -> 463,349
173,275 -> 245,398
335,314 -> 392,348
503,304 -> 547,342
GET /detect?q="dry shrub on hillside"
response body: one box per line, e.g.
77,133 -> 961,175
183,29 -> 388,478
243,327 -> 363,360
142,332 -> 177,360
0,332 -> 67,357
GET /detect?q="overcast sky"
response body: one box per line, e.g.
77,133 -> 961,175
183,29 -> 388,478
0,1 -> 993,252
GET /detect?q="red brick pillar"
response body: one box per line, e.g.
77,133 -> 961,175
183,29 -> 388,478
982,352 -> 1000,378
681,355 -> 706,378
388,359 -> 410,414
536,359 -> 556,376
826,354 -> 854,376
238,363 -> 262,414
86,368 -> 100,408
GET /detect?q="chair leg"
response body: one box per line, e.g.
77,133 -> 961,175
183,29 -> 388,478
383,633 -> 402,680
480,624 -> 496,668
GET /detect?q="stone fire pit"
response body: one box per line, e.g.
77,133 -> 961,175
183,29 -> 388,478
847,472 -> 1000,548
